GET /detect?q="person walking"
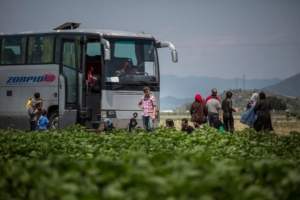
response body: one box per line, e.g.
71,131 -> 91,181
28,99 -> 39,131
205,88 -> 220,125
253,92 -> 274,132
138,86 -> 156,132
190,94 -> 207,126
206,91 -> 222,127
240,92 -> 259,128
181,118 -> 194,134
222,91 -> 236,133
247,93 -> 259,109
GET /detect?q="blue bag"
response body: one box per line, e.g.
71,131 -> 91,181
240,107 -> 258,127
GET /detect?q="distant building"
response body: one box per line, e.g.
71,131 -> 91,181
161,110 -> 174,113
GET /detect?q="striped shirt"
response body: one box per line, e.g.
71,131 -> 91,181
139,95 -> 156,116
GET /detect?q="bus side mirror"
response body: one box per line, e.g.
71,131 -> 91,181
101,39 -> 111,61
172,50 -> 178,62
104,49 -> 110,61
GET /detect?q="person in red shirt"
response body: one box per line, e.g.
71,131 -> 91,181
205,88 -> 220,103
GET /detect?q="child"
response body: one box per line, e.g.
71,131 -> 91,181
193,118 -> 203,129
165,119 -> 175,128
38,109 -> 49,130
127,118 -> 141,133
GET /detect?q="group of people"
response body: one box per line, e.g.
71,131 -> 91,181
28,86 -> 274,134
120,86 -> 274,134
27,92 -> 49,131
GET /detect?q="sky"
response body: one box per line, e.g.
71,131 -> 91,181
0,0 -> 300,80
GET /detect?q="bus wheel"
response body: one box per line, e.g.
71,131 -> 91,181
49,110 -> 58,130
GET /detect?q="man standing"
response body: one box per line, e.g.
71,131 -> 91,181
206,91 -> 222,127
34,92 -> 43,119
181,118 -> 194,134
222,91 -> 236,133
205,88 -> 220,125
138,86 -> 156,132
28,99 -> 38,131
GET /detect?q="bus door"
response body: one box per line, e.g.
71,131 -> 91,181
58,37 -> 79,129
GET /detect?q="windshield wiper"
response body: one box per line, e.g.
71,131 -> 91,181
111,81 -> 156,91
133,81 -> 156,91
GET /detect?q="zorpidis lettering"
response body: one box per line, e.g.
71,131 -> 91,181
6,73 -> 56,85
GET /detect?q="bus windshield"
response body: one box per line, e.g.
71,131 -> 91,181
104,38 -> 158,83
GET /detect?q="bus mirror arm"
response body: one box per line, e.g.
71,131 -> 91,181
157,41 -> 178,63
101,39 -> 111,61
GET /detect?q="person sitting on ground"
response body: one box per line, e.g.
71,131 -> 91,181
181,118 -> 194,134
165,119 -> 175,128
127,118 -> 141,133
193,118 -> 203,130
103,118 -> 115,133
212,119 -> 226,133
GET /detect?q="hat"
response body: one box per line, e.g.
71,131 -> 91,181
103,118 -> 112,126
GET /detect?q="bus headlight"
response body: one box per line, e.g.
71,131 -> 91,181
107,111 -> 116,118
101,111 -> 107,118
101,110 -> 116,118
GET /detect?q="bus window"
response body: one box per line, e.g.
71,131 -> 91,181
28,35 -> 54,64
1,36 -> 26,64
55,35 -> 82,70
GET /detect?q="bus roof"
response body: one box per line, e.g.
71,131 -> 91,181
0,29 -> 154,39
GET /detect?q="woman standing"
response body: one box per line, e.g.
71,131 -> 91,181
240,92 -> 259,127
253,92 -> 274,132
247,93 -> 259,109
190,94 -> 207,125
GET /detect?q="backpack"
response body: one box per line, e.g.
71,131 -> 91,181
26,98 -> 33,110
35,98 -> 43,110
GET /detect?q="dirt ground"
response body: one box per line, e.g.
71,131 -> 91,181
159,117 -> 300,135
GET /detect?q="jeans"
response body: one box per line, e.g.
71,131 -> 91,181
206,115 -> 210,125
208,113 -> 219,127
223,114 -> 234,133
30,121 -> 37,131
142,116 -> 154,132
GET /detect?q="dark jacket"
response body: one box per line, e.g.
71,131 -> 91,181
222,98 -> 236,116
28,99 -> 38,122
181,125 -> 195,134
254,99 -> 271,118
190,94 -> 207,123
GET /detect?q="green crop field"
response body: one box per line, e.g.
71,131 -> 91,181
1,125 -> 300,199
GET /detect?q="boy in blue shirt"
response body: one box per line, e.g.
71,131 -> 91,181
38,109 -> 49,130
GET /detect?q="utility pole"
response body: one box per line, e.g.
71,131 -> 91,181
243,74 -> 245,90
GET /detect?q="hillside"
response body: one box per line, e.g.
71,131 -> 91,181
160,74 -> 281,99
262,73 -> 300,97
177,89 -> 300,112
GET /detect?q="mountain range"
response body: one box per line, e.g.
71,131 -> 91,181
160,74 -> 281,99
160,73 -> 300,110
262,73 -> 300,97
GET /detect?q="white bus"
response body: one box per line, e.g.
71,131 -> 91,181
0,22 -> 178,130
